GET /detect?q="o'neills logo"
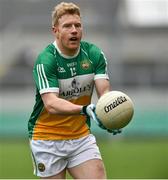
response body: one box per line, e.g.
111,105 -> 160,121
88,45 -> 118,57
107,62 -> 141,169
104,96 -> 127,113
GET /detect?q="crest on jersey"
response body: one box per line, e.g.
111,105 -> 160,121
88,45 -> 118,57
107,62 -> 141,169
81,60 -> 91,70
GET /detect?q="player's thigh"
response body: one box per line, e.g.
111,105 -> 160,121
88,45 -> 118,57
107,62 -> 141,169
41,168 -> 66,179
68,159 -> 106,179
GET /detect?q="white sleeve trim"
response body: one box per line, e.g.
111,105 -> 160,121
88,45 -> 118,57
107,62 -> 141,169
40,87 -> 59,94
94,74 -> 109,80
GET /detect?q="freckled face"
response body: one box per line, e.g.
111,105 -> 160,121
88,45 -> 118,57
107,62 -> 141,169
54,14 -> 82,55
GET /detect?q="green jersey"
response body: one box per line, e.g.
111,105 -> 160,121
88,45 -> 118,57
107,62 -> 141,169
28,41 -> 109,140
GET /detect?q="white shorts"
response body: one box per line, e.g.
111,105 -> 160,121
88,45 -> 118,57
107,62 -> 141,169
30,134 -> 102,177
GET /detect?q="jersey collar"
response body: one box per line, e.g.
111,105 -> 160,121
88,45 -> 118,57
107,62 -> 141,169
53,41 -> 80,59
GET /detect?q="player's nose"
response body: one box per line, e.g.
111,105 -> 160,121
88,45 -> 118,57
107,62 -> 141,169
71,25 -> 78,33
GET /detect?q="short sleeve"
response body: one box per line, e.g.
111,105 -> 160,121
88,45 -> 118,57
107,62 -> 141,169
94,51 -> 109,80
33,53 -> 59,94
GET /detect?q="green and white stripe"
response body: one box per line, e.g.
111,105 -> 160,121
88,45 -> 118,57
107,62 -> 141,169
37,64 -> 49,90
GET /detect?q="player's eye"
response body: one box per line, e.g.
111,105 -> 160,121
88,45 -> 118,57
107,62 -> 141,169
63,24 -> 72,28
63,23 -> 81,29
75,23 -> 81,28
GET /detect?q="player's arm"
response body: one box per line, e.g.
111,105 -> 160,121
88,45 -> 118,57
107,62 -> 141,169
41,92 -> 100,121
92,47 -> 111,98
41,92 -> 83,115
90,49 -> 121,134
95,78 -> 111,98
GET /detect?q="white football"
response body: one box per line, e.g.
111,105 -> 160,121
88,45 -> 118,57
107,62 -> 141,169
95,91 -> 134,130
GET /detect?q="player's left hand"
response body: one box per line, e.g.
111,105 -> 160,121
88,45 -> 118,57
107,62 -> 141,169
81,104 -> 122,135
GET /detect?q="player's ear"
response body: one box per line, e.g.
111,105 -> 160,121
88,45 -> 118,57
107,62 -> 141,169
52,26 -> 59,38
52,26 -> 57,33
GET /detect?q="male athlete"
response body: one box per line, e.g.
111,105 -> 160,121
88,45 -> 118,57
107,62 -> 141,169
28,2 -> 120,179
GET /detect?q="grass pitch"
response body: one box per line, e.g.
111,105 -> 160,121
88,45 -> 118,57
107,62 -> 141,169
0,138 -> 168,179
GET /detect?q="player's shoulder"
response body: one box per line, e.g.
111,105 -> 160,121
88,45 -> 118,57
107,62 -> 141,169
35,43 -> 56,65
80,41 -> 102,59
81,41 -> 101,52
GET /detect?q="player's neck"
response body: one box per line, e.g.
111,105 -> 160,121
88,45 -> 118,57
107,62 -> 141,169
55,40 -> 79,58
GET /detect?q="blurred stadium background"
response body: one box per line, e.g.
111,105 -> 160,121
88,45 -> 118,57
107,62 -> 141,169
0,0 -> 168,179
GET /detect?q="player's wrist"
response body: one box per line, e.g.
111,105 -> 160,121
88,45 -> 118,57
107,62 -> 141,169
80,105 -> 88,115
80,104 -> 96,116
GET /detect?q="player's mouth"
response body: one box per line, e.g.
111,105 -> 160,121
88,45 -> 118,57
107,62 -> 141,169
69,37 -> 78,42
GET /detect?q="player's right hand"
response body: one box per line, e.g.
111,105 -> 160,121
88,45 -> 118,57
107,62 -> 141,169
81,104 -> 122,135
81,104 -> 105,127
107,129 -> 122,135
